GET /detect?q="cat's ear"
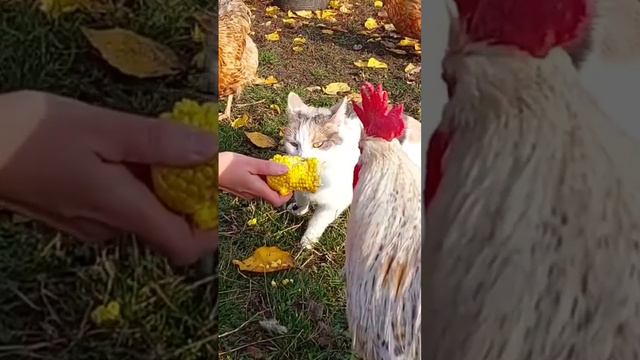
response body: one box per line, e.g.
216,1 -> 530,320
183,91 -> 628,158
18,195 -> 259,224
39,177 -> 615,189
328,96 -> 348,124
287,92 -> 308,114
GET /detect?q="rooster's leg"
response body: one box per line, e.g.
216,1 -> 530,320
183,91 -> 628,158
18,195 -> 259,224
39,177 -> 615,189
219,94 -> 233,121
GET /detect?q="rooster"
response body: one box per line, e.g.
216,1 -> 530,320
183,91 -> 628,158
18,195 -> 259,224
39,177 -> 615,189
218,0 -> 258,120
345,83 -> 421,360
424,0 -> 640,358
385,0 -> 421,41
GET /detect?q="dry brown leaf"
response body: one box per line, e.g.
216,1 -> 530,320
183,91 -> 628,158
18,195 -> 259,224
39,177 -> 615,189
232,246 -> 295,272
321,29 -> 334,35
387,48 -> 407,55
245,132 -> 278,148
82,27 -> 182,78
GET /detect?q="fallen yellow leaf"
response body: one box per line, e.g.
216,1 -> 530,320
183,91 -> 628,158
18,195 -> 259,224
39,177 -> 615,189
292,37 -> 306,45
354,60 -> 367,68
287,10 -> 297,17
354,57 -> 388,69
328,0 -> 340,9
265,31 -> 280,41
264,75 -> 279,85
91,301 -> 121,327
347,92 -> 362,102
414,42 -> 422,51
292,46 -> 304,53
404,63 -> 417,74
295,10 -> 314,18
321,29 -> 334,34
39,0 -> 81,18
399,38 -> 418,47
265,20 -> 272,26
367,57 -> 388,69
270,104 -> 282,114
81,27 -> 183,78
315,9 -> 338,20
374,0 -> 383,8
231,114 -> 249,129
364,18 -> 379,30
247,218 -> 258,226
265,5 -> 280,16
339,5 -> 352,13
232,246 -> 295,273
323,82 -> 351,95
282,18 -> 296,26
245,132 -> 278,148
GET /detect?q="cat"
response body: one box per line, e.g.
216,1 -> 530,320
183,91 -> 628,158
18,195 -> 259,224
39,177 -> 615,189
284,92 -> 362,249
284,92 -> 422,249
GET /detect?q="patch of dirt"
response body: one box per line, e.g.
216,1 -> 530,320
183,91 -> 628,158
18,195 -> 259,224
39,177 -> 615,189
232,0 -> 421,120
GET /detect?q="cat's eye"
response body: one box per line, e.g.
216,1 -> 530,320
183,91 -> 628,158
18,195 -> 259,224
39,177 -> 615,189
312,141 -> 324,148
289,141 -> 299,149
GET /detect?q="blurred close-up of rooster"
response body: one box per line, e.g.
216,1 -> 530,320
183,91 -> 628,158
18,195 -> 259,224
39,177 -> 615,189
424,0 -> 640,358
345,83 -> 421,360
385,0 -> 421,40
218,0 -> 258,120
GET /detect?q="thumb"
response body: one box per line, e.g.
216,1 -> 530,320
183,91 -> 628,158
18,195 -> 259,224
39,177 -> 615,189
93,108 -> 218,166
249,158 -> 289,176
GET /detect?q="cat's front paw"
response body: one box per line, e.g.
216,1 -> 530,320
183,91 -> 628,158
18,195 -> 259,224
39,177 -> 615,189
300,235 -> 320,249
287,202 -> 309,216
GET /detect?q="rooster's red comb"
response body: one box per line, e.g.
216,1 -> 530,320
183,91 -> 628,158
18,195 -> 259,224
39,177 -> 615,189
454,0 -> 592,57
352,83 -> 406,141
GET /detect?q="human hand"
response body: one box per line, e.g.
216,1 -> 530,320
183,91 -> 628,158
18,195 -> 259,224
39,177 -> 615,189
218,152 -> 292,207
0,90 -> 218,265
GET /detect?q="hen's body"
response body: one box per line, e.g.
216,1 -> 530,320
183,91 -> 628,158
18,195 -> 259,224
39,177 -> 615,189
385,0 -> 421,40
346,139 -> 421,360
218,0 -> 258,119
425,44 -> 640,359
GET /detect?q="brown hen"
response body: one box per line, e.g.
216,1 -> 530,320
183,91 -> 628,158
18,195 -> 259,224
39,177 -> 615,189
218,0 -> 258,120
385,0 -> 421,40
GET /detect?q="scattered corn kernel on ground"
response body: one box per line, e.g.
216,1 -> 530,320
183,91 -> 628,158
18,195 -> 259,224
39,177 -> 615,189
266,154 -> 321,196
152,99 -> 219,230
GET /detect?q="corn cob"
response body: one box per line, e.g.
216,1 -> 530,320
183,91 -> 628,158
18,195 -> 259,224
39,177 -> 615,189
151,99 -> 218,230
266,155 -> 321,196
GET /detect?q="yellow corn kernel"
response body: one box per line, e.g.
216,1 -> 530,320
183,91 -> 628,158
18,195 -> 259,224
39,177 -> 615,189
266,155 -> 321,196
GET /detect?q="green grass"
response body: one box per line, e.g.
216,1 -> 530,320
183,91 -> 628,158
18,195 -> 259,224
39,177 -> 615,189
218,0 -> 421,358
0,1 -> 216,359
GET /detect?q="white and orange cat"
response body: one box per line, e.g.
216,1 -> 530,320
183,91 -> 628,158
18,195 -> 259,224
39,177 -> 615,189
284,92 -> 421,249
